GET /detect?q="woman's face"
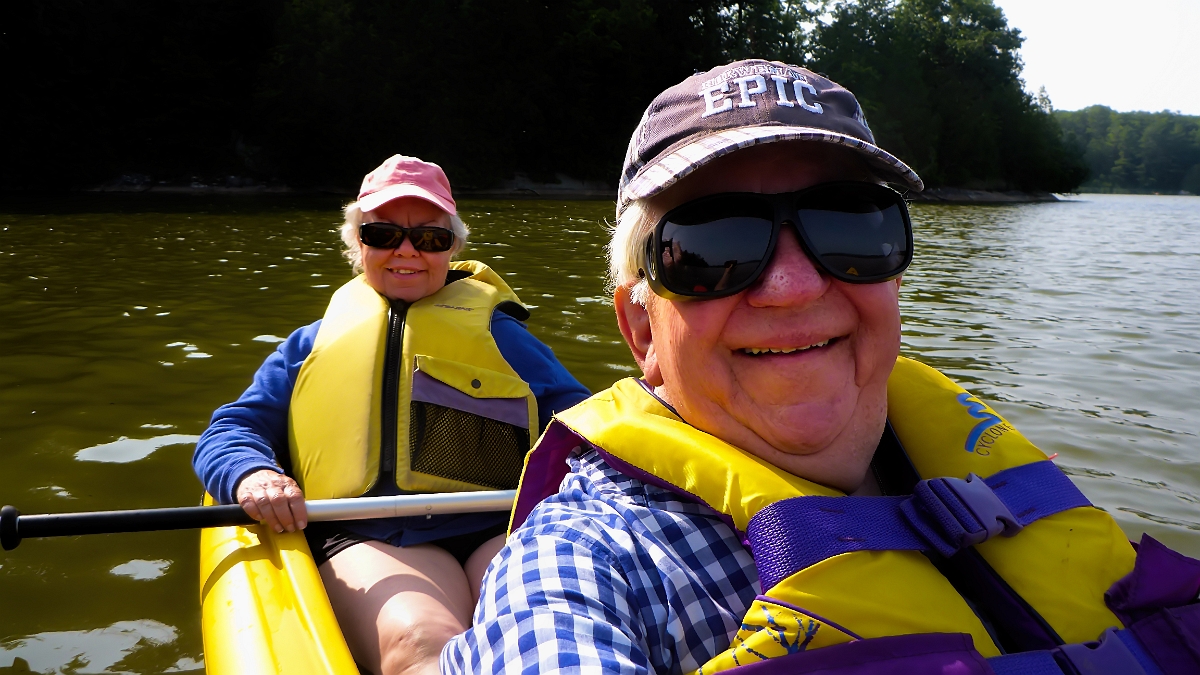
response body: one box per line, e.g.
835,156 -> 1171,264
359,197 -> 454,303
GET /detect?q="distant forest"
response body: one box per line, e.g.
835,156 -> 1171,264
3,0 -> 1149,195
1057,108 -> 1200,195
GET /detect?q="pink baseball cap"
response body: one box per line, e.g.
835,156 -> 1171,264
357,155 -> 457,215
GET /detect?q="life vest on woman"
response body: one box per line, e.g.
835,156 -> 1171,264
288,261 -> 538,499
511,357 -> 1200,675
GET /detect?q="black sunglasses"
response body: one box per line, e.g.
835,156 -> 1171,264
640,181 -> 912,300
359,223 -> 455,252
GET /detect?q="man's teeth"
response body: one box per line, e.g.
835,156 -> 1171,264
742,339 -> 832,356
389,269 -> 417,275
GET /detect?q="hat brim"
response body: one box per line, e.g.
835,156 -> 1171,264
619,125 -> 924,214
358,183 -> 457,216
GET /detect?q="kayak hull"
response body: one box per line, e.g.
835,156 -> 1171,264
200,496 -> 358,674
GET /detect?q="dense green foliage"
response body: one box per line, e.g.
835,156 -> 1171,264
809,0 -> 1087,192
247,0 -> 733,188
3,1 -> 277,188
4,0 -> 1089,192
1056,107 -> 1200,194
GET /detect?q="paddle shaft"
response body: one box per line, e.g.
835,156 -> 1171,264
0,490 -> 516,551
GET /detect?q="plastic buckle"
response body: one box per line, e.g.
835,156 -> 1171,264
945,473 -> 1024,542
903,473 -> 1024,557
1058,628 -> 1149,675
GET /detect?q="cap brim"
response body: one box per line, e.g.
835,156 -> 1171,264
619,125 -> 924,214
358,183 -> 456,216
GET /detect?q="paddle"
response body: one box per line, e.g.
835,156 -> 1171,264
0,490 -> 516,551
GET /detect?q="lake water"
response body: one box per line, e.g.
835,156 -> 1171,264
1,193 -> 1198,673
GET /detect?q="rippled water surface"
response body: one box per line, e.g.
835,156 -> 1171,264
1,193 -> 1198,672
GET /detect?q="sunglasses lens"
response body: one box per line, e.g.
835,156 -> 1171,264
796,185 -> 910,282
359,224 -> 455,252
658,196 -> 774,295
409,227 -> 455,252
360,223 -> 403,248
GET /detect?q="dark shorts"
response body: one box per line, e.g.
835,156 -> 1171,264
304,521 -> 508,567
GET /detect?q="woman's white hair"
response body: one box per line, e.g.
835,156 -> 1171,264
607,199 -> 655,306
339,201 -> 470,274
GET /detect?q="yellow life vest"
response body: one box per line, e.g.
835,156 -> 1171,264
512,357 -> 1137,671
289,261 -> 538,499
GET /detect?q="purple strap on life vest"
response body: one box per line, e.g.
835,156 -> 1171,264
716,632 -> 993,674
1127,604 -> 1200,674
987,627 -> 1166,675
987,650 -> 1061,675
713,624 -> 1179,675
748,461 -> 1091,591
903,461 -> 1093,558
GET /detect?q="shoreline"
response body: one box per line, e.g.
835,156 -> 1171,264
59,184 -> 1062,204
906,187 -> 1059,203
15,180 -> 1184,204
0,171 -> 1070,203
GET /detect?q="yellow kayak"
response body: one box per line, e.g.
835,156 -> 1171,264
199,495 -> 358,674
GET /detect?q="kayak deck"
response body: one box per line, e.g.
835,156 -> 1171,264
200,496 -> 358,674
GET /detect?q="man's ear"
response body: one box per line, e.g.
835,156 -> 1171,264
614,285 -> 662,386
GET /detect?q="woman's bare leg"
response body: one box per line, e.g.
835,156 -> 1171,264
319,541 -> 473,675
463,534 -> 507,606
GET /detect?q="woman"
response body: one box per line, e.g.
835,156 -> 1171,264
193,154 -> 590,675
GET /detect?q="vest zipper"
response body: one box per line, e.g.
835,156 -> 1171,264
364,298 -> 409,497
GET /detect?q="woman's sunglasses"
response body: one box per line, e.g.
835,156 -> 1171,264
640,181 -> 912,300
359,223 -> 455,252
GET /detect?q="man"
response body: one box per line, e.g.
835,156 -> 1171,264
442,60 -> 1200,675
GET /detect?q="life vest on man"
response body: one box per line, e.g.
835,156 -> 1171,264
288,261 -> 538,499
511,357 -> 1200,675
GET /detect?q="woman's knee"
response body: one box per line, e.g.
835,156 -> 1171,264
376,599 -> 465,675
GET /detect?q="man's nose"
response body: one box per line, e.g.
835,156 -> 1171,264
744,224 -> 828,306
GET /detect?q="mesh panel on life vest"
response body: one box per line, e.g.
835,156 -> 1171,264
408,401 -> 528,489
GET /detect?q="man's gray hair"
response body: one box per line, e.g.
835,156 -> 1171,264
608,199 -> 654,306
339,201 -> 470,274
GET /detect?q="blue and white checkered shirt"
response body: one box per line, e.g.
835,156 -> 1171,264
440,447 -> 760,674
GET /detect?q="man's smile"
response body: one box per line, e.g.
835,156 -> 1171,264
739,336 -> 842,356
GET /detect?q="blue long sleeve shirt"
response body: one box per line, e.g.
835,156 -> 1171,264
192,310 -> 591,544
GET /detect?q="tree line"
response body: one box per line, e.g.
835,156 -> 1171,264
4,1 -> 1099,194
1056,107 -> 1200,195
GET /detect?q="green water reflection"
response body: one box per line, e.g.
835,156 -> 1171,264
1,194 -> 1198,673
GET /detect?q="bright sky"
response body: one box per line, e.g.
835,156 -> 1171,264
992,0 -> 1200,115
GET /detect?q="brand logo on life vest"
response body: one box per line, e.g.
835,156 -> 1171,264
956,393 -> 1014,456
704,604 -> 822,674
699,64 -> 824,118
434,304 -> 473,311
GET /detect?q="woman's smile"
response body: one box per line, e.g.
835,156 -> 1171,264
386,266 -> 424,276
